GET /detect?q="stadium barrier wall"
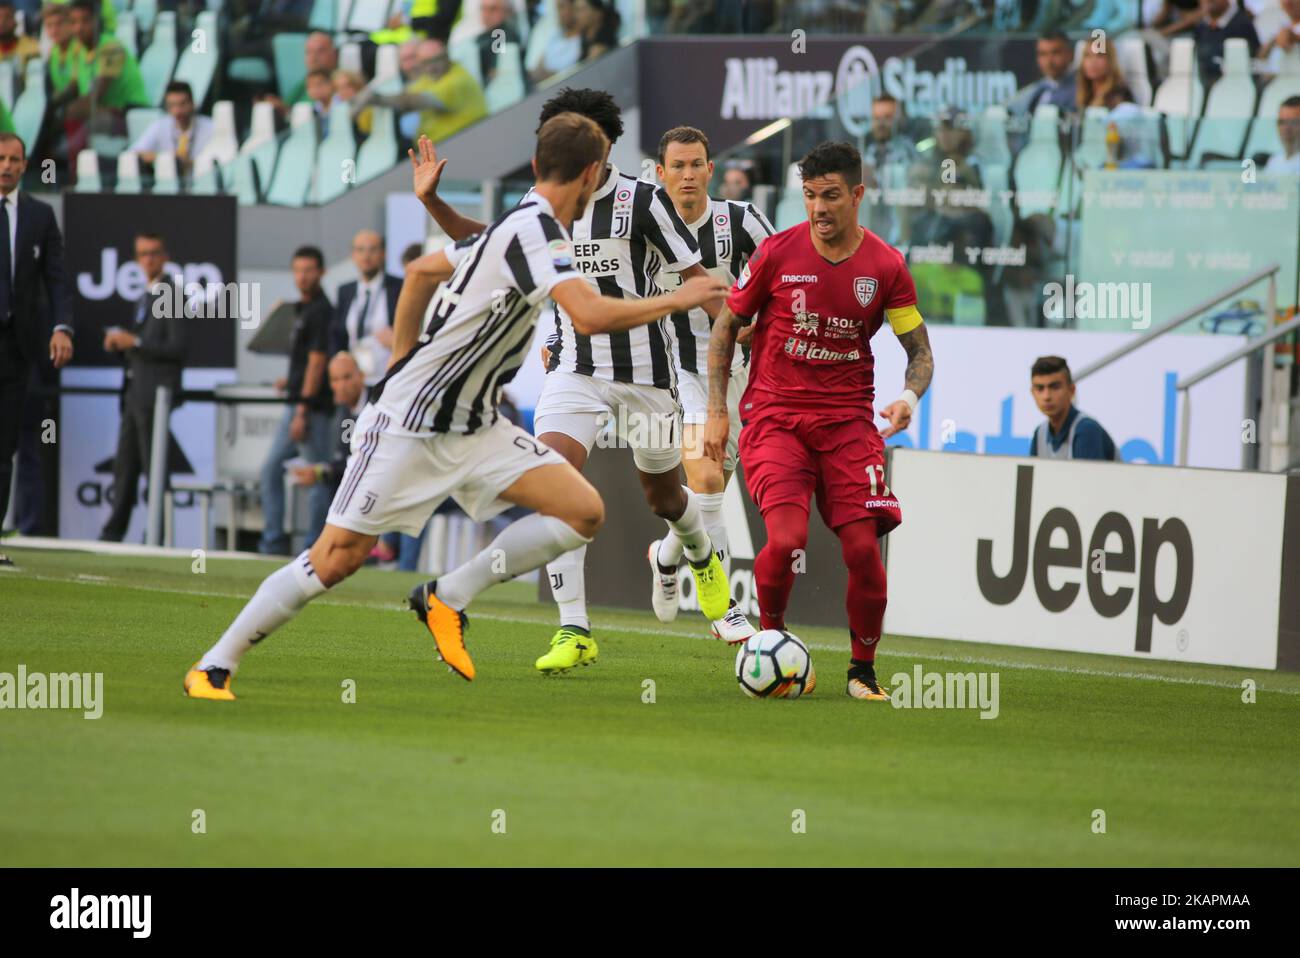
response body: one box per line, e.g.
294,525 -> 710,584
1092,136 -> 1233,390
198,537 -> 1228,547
884,448 -> 1300,671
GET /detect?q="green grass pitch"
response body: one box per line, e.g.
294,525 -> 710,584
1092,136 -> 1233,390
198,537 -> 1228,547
2,545 -> 1298,867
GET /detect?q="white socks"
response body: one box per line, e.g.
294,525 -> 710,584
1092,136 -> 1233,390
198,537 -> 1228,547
663,486 -> 715,565
545,542 -> 590,631
659,489 -> 726,571
199,552 -> 328,672
437,514 -> 591,612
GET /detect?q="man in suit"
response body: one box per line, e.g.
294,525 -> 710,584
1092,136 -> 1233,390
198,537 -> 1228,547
1008,30 -> 1078,118
328,229 -> 402,385
0,132 -> 73,545
98,232 -> 188,541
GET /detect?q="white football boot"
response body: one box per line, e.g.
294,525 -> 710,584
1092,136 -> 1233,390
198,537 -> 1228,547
647,540 -> 680,623
711,602 -> 758,645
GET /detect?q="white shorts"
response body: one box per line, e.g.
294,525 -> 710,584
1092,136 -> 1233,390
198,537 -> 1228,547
677,363 -> 747,473
326,404 -> 566,536
533,370 -> 682,475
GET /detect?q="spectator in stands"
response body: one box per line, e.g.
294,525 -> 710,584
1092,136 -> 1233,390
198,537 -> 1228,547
129,81 -> 214,177
1264,95 -> 1300,173
1139,0 -> 1204,74
1008,30 -> 1077,117
906,107 -> 990,248
47,0 -> 116,34
1258,0 -> 1300,70
1078,42 -> 1156,168
264,31 -> 338,119
862,94 -> 918,244
1028,356 -> 1120,460
289,351 -> 367,499
333,69 -> 373,137
719,161 -> 754,201
259,246 -> 334,555
529,0 -> 582,85
329,229 -> 402,383
360,39 -> 486,146
0,2 -> 39,69
98,233 -> 188,542
575,0 -> 620,63
477,0 -> 526,89
44,4 -> 82,100
1078,43 -> 1136,111
305,68 -> 334,134
1193,0 -> 1260,82
57,0 -> 148,164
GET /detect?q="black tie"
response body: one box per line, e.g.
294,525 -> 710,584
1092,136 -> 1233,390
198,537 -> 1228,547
354,287 -> 372,344
0,198 -> 11,325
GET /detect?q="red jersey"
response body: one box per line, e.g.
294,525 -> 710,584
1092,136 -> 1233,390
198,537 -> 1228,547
726,223 -> 922,419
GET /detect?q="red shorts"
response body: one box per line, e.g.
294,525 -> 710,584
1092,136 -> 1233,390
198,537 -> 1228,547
739,408 -> 902,535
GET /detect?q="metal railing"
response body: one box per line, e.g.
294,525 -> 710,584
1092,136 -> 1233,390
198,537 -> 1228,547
1074,263 -> 1282,382
1177,310 -> 1300,469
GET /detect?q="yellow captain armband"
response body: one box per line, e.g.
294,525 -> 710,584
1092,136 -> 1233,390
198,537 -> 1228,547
886,304 -> 923,336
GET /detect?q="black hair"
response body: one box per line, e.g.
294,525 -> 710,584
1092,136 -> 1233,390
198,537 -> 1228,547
537,87 -> 623,145
798,141 -> 863,187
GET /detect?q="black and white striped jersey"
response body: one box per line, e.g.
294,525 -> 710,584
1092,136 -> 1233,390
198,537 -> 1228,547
658,198 -> 774,375
537,164 -> 701,389
372,194 -> 577,435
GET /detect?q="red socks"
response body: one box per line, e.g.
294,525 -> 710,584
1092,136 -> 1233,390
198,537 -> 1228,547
753,504 -> 808,631
839,518 -> 887,663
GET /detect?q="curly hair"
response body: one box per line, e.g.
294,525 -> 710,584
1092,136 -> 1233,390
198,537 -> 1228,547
537,87 -> 624,145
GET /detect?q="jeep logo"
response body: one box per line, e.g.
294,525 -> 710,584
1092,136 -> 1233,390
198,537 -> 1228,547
975,465 -> 1193,652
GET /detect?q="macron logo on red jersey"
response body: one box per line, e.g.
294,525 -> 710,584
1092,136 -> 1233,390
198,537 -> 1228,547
781,274 -> 819,283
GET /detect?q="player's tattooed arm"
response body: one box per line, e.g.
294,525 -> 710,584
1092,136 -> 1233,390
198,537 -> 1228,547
898,323 -> 934,398
703,305 -> 744,463
880,322 -> 933,439
408,136 -> 487,241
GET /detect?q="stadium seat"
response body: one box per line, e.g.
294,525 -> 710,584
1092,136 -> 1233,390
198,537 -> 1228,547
308,0 -> 336,30
116,152 -> 143,194
974,106 -> 1011,171
1012,104 -> 1063,216
981,164 -> 1014,284
0,60 -> 13,111
374,42 -> 402,94
485,42 -> 524,113
265,103 -> 319,206
74,150 -> 102,192
125,106 -> 164,148
272,33 -> 309,102
313,100 -> 356,203
1152,38 -> 1205,159
524,10 -> 558,75
153,150 -> 180,193
195,100 -> 239,168
235,101 -> 280,203
1242,73 -> 1300,162
116,12 -> 137,58
1117,36 -> 1152,108
190,152 -> 220,195
138,15 -> 178,107
1074,106 -> 1111,169
134,0 -> 158,32
11,59 -> 45,154
339,41 -> 363,76
172,11 -> 220,107
1189,38 -> 1257,166
355,105 -> 397,184
450,38 -> 483,89
347,0 -> 391,32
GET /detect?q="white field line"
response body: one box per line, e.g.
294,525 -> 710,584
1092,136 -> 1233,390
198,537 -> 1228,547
17,570 -> 1300,697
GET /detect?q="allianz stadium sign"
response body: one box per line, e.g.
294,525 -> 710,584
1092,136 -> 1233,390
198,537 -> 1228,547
638,36 -> 1037,154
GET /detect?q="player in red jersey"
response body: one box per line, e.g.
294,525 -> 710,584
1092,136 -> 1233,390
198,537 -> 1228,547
703,142 -> 934,701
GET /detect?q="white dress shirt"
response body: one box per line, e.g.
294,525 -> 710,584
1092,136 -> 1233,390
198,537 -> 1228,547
347,273 -> 390,384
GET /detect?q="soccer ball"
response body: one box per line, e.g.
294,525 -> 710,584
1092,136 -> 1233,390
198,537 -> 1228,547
735,630 -> 815,699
